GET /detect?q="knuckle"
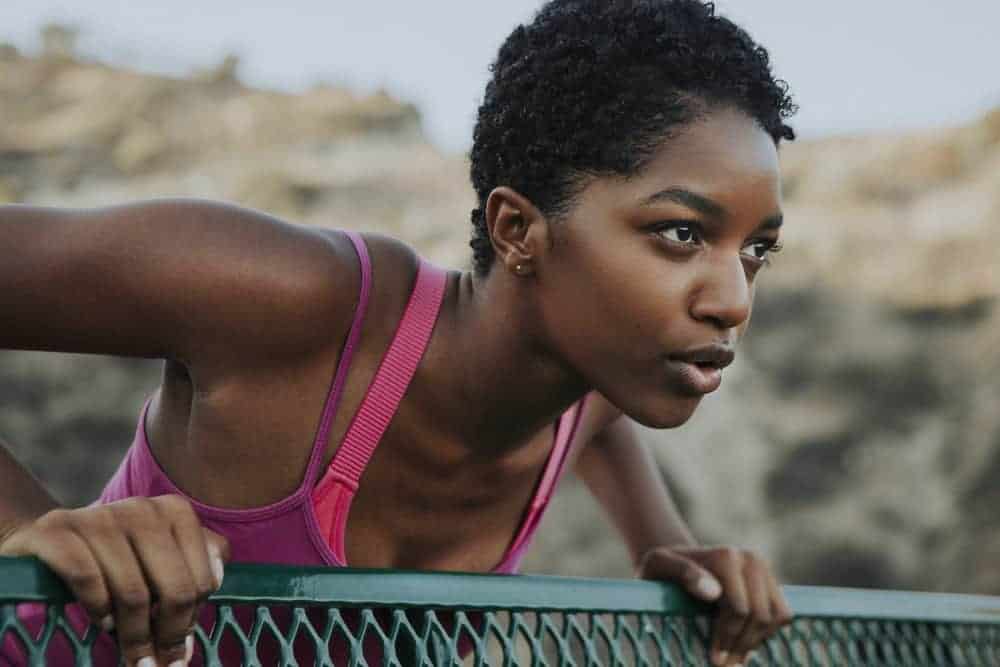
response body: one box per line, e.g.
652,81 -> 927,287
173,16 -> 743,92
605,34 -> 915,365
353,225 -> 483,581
64,565 -> 103,593
720,546 -> 743,565
78,512 -> 117,541
194,578 -> 216,602
38,508 -> 72,530
753,610 -> 773,636
728,604 -> 751,621
160,585 -> 198,613
117,584 -> 151,612
109,497 -> 150,523
155,493 -> 195,516
708,546 -> 739,567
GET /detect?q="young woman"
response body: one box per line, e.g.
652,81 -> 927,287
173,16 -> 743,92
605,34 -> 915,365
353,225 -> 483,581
0,1 -> 797,665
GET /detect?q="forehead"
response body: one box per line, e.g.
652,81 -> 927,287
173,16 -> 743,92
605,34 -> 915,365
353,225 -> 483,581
580,107 -> 782,218
635,108 -> 781,205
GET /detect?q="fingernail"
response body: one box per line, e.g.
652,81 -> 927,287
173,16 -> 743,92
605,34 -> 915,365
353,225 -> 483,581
698,575 -> 722,599
714,650 -> 729,666
99,614 -> 114,632
211,556 -> 225,589
168,660 -> 185,667
136,657 -> 156,667
185,634 -> 195,661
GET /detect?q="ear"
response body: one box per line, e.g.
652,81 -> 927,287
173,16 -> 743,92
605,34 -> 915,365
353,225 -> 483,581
484,186 -> 549,274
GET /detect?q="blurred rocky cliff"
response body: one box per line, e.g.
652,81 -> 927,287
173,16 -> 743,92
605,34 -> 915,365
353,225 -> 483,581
1,40 -> 997,595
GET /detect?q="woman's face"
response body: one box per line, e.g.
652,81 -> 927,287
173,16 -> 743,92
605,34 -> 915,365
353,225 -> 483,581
540,106 -> 783,428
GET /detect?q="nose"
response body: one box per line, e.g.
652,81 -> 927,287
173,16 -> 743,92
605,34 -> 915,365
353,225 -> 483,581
689,253 -> 752,331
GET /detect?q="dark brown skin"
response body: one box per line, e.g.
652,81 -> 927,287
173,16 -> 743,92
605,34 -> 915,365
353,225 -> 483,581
0,106 -> 789,666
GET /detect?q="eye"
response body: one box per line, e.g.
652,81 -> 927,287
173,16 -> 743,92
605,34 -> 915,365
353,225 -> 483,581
741,239 -> 782,263
656,223 -> 702,245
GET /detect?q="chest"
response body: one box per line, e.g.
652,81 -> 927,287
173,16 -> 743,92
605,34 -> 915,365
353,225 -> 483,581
337,417 -> 562,572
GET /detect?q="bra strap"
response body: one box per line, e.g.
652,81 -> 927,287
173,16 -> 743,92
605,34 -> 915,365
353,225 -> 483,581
300,230 -> 373,488
324,258 -> 449,489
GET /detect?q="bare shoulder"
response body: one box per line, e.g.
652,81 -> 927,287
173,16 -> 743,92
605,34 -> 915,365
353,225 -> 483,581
315,228 -> 420,287
312,227 -> 422,318
164,199 -> 374,364
98,198 -> 423,371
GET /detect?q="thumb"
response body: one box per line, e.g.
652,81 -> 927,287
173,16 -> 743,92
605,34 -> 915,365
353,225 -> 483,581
637,548 -> 723,602
203,528 -> 231,588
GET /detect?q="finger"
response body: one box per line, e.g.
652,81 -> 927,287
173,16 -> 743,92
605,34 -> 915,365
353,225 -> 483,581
165,497 -> 220,600
637,548 -> 722,602
7,522 -> 114,631
707,549 -> 750,662
771,585 -> 794,629
731,559 -> 773,656
75,520 -> 158,667
129,519 -> 199,666
710,608 -> 751,667
729,650 -> 753,666
202,528 -> 231,587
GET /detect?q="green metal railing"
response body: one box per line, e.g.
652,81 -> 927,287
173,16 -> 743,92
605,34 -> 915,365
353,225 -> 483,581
1,557 -> 999,665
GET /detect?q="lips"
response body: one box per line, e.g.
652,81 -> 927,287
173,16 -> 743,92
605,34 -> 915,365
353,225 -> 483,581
664,344 -> 735,396
669,344 -> 735,370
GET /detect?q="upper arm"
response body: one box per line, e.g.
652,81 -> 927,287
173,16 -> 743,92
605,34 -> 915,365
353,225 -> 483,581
1,199 -> 359,369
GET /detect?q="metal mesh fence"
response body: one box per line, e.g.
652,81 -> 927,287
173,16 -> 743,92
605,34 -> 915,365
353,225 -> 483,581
2,558 -> 998,665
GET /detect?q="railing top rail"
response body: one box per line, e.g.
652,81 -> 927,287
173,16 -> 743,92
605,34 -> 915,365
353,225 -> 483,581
2,557 -> 998,625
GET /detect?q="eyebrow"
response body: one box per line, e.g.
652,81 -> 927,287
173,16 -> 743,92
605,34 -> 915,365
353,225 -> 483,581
640,187 -> 726,218
640,186 -> 783,231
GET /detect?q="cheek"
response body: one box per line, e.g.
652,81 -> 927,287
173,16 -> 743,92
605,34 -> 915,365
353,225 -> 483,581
548,257 -> 694,367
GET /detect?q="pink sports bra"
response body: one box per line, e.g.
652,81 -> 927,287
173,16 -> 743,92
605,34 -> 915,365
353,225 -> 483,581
311,231 -> 590,573
95,229 -> 588,573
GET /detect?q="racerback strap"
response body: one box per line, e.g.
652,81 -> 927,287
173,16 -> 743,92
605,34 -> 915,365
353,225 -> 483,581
323,258 -> 449,489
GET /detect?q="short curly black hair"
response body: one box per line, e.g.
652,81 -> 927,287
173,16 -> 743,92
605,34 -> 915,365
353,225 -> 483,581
469,0 -> 797,275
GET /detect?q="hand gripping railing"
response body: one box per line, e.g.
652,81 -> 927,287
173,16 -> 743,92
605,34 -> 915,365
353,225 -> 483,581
1,557 -> 998,665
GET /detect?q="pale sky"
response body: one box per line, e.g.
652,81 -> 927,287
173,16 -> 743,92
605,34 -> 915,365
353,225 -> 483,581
2,1 -> 998,153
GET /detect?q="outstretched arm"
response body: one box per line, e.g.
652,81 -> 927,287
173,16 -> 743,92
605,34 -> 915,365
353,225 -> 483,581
2,198 -> 356,367
576,396 -> 792,667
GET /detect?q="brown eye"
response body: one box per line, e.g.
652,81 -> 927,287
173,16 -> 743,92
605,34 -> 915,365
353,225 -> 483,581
658,224 -> 701,245
741,239 -> 781,262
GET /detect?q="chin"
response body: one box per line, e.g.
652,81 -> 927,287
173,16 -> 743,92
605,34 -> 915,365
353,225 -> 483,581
625,396 -> 702,429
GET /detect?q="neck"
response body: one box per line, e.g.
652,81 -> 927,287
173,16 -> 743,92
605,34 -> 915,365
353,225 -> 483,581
414,267 -> 591,457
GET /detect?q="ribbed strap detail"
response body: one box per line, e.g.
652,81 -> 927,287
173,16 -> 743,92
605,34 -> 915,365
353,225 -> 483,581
301,230 -> 374,487
327,259 -> 448,487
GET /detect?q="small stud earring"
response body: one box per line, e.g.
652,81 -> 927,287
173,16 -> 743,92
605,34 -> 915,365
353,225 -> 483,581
515,263 -> 529,275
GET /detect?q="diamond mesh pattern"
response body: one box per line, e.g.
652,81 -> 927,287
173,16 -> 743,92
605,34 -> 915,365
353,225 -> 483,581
1,560 -> 998,666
